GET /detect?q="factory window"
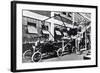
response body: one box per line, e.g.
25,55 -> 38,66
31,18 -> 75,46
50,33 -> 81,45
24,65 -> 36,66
27,22 -> 38,34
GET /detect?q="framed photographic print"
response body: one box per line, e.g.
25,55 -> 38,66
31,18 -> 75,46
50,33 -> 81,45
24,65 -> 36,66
11,1 -> 98,72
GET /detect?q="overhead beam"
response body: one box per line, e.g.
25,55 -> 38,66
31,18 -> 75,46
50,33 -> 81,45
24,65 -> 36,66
23,11 -> 77,28
78,13 -> 91,21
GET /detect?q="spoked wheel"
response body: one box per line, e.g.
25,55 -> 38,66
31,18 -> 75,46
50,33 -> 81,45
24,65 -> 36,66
23,50 -> 33,61
31,51 -> 42,62
57,48 -> 63,57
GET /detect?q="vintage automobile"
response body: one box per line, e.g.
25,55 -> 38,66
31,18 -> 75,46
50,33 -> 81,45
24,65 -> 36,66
22,37 -> 76,62
23,40 -> 64,62
22,26 -> 77,62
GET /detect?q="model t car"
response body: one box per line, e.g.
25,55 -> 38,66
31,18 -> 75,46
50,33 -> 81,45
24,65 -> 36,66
23,26 -> 76,62
22,35 -> 75,62
23,38 -> 63,62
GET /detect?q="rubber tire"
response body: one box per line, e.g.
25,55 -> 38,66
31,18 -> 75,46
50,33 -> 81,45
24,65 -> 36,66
31,51 -> 42,62
57,48 -> 63,57
23,50 -> 33,60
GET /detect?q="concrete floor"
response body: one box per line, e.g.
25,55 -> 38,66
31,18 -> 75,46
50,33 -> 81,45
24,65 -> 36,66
42,53 -> 83,62
23,53 -> 85,63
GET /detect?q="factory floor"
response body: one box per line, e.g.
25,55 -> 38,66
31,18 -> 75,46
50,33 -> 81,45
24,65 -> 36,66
23,51 -> 90,63
41,53 -> 83,62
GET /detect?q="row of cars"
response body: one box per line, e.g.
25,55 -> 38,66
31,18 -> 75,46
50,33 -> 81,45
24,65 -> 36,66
22,38 -> 75,62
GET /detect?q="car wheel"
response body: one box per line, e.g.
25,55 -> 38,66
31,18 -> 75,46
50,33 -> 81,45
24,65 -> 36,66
57,48 -> 63,57
23,50 -> 33,61
31,51 -> 42,62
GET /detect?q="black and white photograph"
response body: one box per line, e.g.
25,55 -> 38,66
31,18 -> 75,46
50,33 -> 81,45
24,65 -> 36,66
11,1 -> 97,72
22,10 -> 91,63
